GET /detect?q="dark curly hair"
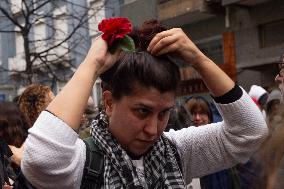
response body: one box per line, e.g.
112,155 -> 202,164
100,20 -> 180,100
0,102 -> 29,147
18,84 -> 53,127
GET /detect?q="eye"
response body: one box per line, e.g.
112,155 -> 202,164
158,109 -> 171,119
134,108 -> 150,119
138,108 -> 149,114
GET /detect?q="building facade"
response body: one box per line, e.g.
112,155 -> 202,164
121,0 -> 284,93
0,0 -> 120,104
2,0 -> 283,105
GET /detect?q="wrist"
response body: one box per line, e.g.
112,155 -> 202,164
80,60 -> 101,81
191,53 -> 211,70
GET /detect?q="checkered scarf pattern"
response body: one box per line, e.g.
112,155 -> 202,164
90,112 -> 185,188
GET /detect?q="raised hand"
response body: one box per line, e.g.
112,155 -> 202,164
84,36 -> 121,76
3,184 -> 13,189
47,36 -> 121,130
147,28 -> 234,97
147,28 -> 208,66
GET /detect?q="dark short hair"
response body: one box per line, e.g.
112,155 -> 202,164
101,52 -> 180,100
100,19 -> 181,100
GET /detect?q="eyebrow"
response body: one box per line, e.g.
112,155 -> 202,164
134,103 -> 152,109
163,107 -> 174,112
134,103 -> 174,111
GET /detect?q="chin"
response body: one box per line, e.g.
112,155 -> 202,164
133,148 -> 148,156
133,145 -> 153,155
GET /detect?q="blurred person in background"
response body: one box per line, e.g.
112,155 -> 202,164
254,106 -> 284,189
7,84 -> 54,168
0,102 -> 28,149
265,89 -> 281,123
1,139 -> 13,189
275,53 -> 284,96
18,84 -> 54,128
185,96 -> 240,189
185,96 -> 213,127
258,52 -> 284,189
248,85 -> 268,118
79,96 -> 97,139
0,102 -> 29,185
238,53 -> 284,189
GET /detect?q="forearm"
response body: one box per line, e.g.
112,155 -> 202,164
192,54 -> 235,97
146,28 -> 235,97
47,61 -> 99,131
166,88 -> 268,181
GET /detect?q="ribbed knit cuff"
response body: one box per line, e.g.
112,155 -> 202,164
212,85 -> 243,104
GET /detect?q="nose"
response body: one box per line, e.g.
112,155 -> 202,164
193,113 -> 201,121
275,74 -> 282,83
144,116 -> 158,137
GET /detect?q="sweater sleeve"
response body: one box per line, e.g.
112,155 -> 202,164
165,88 -> 268,184
21,111 -> 86,189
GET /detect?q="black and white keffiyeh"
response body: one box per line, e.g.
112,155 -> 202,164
90,112 -> 185,189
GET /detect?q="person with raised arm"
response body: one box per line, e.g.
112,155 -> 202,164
21,18 -> 267,189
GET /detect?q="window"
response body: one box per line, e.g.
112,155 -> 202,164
89,1 -> 106,37
15,17 -> 25,55
259,19 -> 284,48
34,20 -> 47,54
52,10 -> 69,58
196,35 -> 224,64
158,0 -> 172,4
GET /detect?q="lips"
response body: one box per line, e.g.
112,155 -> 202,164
194,121 -> 203,125
138,139 -> 154,143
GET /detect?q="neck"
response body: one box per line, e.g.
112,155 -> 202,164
127,151 -> 143,160
126,147 -> 153,160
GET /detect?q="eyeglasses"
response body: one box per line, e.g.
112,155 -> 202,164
191,111 -> 208,117
278,62 -> 284,77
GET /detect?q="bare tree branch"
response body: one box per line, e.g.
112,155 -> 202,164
0,0 -> 112,84
0,2 -> 23,30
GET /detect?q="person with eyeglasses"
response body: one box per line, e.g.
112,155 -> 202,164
242,53 -> 284,189
185,96 -> 240,189
275,54 -> 284,96
185,96 -> 213,127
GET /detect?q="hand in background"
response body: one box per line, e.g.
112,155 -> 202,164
9,144 -> 24,166
3,184 -> 13,189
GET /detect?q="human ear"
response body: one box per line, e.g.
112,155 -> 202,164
103,90 -> 113,117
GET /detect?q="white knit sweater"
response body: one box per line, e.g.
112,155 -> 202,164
21,89 -> 268,189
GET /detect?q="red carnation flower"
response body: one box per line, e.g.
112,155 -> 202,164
98,17 -> 132,46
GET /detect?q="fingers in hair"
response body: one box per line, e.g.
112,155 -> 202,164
149,35 -> 178,55
156,42 -> 179,56
147,29 -> 175,52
